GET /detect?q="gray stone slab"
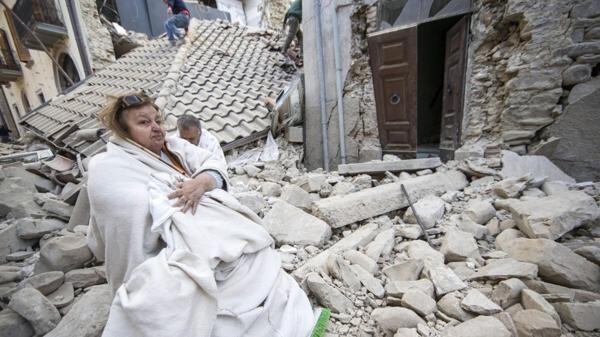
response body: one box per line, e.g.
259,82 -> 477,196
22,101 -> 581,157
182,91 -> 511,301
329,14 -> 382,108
443,316 -> 511,337
260,200 -> 332,247
554,301 -> 600,331
8,287 -> 61,335
35,235 -> 93,274
67,185 -> 90,230
468,258 -> 538,281
545,87 -> 600,181
2,166 -> 55,193
338,157 -> 442,175
0,223 -> 36,264
495,191 -> 599,240
306,273 -> 354,314
500,150 -> 574,183
0,309 -> 34,337
293,222 -> 380,280
286,126 -> 303,143
45,284 -> 112,337
42,199 -> 74,220
313,170 -> 468,228
567,76 -> 600,105
503,238 -> 600,293
0,178 -> 42,219
16,218 -> 66,240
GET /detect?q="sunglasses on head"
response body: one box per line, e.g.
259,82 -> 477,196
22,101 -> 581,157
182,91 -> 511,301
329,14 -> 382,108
120,95 -> 145,109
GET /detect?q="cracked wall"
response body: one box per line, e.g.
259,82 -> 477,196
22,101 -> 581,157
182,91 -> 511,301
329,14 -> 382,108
344,4 -> 381,163
304,0 -> 598,175
463,0 -> 600,180
303,0 -> 381,170
463,0 -> 576,151
78,0 -> 116,71
260,0 -> 292,30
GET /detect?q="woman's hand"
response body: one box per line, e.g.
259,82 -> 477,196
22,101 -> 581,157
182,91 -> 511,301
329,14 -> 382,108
167,173 -> 216,214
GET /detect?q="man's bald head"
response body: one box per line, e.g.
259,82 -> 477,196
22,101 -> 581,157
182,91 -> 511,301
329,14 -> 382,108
177,115 -> 202,145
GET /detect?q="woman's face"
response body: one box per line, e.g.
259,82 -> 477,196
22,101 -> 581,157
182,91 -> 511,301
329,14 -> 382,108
122,104 -> 165,155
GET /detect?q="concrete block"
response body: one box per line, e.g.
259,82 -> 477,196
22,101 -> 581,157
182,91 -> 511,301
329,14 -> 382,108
286,126 -> 303,143
42,199 -> 73,220
262,200 -> 331,247
554,301 -> 600,331
59,182 -> 82,206
337,157 -> 442,175
293,222 -> 381,281
3,166 -> 55,193
312,170 -> 468,228
495,191 -> 599,240
500,150 -> 575,183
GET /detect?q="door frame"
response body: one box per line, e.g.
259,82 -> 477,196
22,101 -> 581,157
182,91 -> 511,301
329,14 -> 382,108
368,11 -> 471,160
368,24 -> 418,158
439,14 -> 470,161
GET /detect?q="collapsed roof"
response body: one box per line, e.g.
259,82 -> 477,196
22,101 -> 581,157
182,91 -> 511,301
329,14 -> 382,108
20,19 -> 297,158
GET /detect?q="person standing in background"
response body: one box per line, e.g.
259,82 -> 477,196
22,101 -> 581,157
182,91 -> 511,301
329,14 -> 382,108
282,0 -> 303,58
163,0 -> 190,47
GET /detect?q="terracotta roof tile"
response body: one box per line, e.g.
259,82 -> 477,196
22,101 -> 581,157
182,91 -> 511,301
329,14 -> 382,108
20,19 -> 297,156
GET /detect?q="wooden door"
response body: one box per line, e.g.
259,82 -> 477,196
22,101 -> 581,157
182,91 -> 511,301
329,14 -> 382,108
439,15 -> 468,161
368,26 -> 418,158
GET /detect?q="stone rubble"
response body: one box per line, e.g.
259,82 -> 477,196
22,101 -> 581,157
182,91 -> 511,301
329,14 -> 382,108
0,136 -> 599,337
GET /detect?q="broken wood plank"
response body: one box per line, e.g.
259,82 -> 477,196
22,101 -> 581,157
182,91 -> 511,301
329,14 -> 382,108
337,157 -> 442,175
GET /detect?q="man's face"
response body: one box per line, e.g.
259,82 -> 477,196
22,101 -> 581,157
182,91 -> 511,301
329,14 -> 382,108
179,126 -> 200,146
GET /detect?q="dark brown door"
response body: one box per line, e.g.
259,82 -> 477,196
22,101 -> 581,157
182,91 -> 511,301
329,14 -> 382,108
439,15 -> 469,161
368,26 -> 418,158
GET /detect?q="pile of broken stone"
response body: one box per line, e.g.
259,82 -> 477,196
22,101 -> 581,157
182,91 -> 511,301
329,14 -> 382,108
1,137 -> 599,337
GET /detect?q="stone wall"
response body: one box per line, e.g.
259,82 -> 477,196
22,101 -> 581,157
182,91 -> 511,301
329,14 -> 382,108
343,3 -> 382,163
303,0 -> 381,171
260,0 -> 291,30
303,0 -> 598,176
462,0 -> 600,181
541,1 -> 600,181
78,0 -> 116,71
463,0 -> 576,151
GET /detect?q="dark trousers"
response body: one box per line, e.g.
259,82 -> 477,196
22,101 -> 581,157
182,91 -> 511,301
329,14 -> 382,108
282,16 -> 303,56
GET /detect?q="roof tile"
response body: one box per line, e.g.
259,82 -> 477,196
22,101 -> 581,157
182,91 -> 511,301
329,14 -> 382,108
20,19 -> 297,156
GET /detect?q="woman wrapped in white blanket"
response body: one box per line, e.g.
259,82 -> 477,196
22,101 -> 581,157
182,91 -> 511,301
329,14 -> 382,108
86,93 -> 319,337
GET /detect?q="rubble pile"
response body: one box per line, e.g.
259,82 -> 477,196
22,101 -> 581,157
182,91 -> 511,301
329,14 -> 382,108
0,149 -> 108,337
0,143 -> 26,157
228,139 -> 600,336
1,136 -> 599,337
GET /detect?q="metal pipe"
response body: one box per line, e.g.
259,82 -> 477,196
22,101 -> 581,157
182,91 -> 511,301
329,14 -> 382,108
314,0 -> 329,171
332,5 -> 346,165
401,184 -> 433,246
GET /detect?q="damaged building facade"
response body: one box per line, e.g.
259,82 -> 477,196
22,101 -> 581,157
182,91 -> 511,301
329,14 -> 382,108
0,0 -> 114,139
303,0 -> 600,181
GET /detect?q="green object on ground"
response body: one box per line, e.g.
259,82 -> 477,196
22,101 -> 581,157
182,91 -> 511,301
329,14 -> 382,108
311,308 -> 331,337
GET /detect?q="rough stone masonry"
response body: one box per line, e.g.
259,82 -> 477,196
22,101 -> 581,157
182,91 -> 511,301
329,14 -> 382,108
461,0 -> 600,181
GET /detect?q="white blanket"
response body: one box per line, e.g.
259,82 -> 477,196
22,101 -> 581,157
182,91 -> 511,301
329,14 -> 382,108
87,136 -> 315,337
